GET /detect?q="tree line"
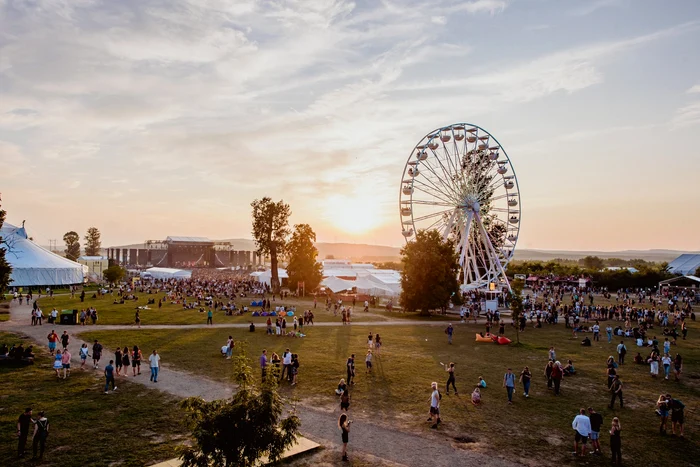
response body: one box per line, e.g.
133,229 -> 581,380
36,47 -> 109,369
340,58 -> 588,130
62,227 -> 102,261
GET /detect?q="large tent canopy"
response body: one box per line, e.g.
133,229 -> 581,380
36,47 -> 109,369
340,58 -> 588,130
321,276 -> 355,293
250,269 -> 288,287
667,254 -> 700,275
141,267 -> 192,280
1,222 -> 85,286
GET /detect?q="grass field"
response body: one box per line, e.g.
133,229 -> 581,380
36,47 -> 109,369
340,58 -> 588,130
0,331 -> 188,467
34,293 -> 441,326
81,318 -> 700,466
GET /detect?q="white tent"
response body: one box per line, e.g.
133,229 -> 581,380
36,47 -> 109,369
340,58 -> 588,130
321,276 -> 355,293
1,222 -> 84,286
251,268 -> 288,287
352,276 -> 397,297
141,267 -> 192,280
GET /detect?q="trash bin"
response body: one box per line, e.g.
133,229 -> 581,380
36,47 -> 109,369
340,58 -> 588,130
59,309 -> 78,325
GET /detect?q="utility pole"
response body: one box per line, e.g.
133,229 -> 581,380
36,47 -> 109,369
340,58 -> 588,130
48,239 -> 57,252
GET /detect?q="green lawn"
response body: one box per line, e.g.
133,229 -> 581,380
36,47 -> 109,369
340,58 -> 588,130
81,319 -> 700,466
35,293 -> 421,326
0,331 -> 188,467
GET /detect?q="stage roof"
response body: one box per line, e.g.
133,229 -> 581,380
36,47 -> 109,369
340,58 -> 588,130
166,236 -> 213,244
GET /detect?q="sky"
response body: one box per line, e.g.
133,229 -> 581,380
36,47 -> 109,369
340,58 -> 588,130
1,0 -> 700,252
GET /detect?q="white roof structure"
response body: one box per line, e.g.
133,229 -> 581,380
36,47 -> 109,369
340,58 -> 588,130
604,266 -> 639,274
321,276 -> 355,293
141,267 -> 192,280
668,254 -> 700,276
78,256 -> 107,261
250,268 -> 288,287
165,236 -> 212,243
1,222 -> 85,286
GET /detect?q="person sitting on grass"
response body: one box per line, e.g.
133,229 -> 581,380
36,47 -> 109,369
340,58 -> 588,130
477,376 -> 487,388
581,337 -> 591,347
563,360 -> 576,376
471,387 -> 481,406
633,352 -> 644,364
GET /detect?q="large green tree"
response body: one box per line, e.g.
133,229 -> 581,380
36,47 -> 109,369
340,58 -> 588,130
84,227 -> 102,256
251,198 -> 291,294
63,231 -> 81,261
103,265 -> 125,284
179,347 -> 300,467
0,197 -> 12,295
399,229 -> 460,315
580,255 -> 604,271
286,224 -> 322,295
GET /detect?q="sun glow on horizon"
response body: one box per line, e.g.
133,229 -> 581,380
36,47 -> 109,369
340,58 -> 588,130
323,193 -> 386,235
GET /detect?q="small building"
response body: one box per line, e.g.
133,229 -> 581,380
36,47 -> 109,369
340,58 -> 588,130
604,266 -> 639,274
78,256 -> 109,278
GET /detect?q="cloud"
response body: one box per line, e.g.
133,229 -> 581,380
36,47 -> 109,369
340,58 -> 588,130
456,0 -> 508,15
431,16 -> 447,25
570,0 -> 625,17
688,84 -> 700,93
671,101 -> 700,128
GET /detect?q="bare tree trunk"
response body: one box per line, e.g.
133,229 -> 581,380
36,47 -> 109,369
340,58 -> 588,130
270,247 -> 280,294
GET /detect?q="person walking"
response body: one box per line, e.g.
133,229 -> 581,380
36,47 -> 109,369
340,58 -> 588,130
60,331 -> 69,350
31,411 -> 49,461
46,330 -> 58,356
443,362 -> 457,395
121,346 -> 130,376
79,343 -> 89,369
519,366 -> 532,398
104,360 -> 117,394
587,407 -> 603,455
134,310 -> 141,328
149,350 -> 160,382
346,354 -> 355,385
92,339 -> 103,369
428,382 -> 441,429
132,345 -> 142,376
609,375 -> 623,409
503,368 -> 516,404
61,347 -> 71,379
609,417 -> 622,466
673,353 -> 683,381
662,353 -> 672,380
338,413 -> 351,462
374,334 -> 382,356
616,340 -> 626,365
365,350 -> 372,374
572,408 -> 591,457
115,347 -> 123,377
52,350 -> 63,377
445,323 -> 454,344
17,407 -> 33,458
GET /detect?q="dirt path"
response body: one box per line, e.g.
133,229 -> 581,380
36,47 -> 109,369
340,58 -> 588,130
2,302 -> 518,467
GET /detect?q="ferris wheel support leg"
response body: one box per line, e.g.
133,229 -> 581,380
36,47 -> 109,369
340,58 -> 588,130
442,209 -> 458,243
474,212 -> 512,293
459,211 -> 473,286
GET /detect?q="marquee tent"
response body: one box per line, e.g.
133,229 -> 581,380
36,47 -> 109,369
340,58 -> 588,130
668,254 -> 700,276
352,276 -> 397,297
141,267 -> 192,280
1,222 -> 85,286
250,269 -> 288,287
321,276 -> 355,293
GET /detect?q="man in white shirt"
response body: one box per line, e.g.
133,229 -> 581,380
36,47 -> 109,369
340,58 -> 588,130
428,382 -> 441,429
572,408 -> 591,457
148,350 -> 161,383
281,349 -> 292,382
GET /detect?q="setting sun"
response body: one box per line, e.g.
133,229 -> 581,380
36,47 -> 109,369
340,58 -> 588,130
323,193 -> 385,234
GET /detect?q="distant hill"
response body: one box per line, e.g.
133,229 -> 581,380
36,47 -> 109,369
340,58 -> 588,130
105,237 -> 696,264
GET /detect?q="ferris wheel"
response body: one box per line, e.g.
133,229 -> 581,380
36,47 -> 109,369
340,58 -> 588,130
399,123 -> 521,291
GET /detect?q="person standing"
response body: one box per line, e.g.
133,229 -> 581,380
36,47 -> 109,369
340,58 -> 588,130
121,347 -> 130,376
346,354 -> 355,385
225,336 -> 234,359
616,341 -> 626,365
207,309 -> 213,325
17,407 -> 33,458
61,347 -> 71,379
609,375 -> 623,409
115,347 -> 123,376
31,411 -> 49,460
281,349 -> 292,381
673,353 -> 683,381
134,310 -> 141,328
374,334 -> 382,356
606,324 -> 613,343
587,407 -> 603,455
338,413 -> 351,462
365,350 -> 372,374
670,396 -> 685,438
46,330 -> 58,356
60,331 -> 69,350
52,350 -> 63,377
592,322 -> 600,341
503,368 -> 516,404
445,324 -> 454,344
609,417 -> 622,466
79,343 -> 89,369
132,345 -> 142,376
657,393 -> 670,435
548,346 -> 556,362
92,339 -> 103,369
444,362 -> 457,395
104,360 -> 117,393
572,408 -> 591,457
367,332 -> 374,350
260,349 -> 268,381
519,366 -> 532,398
149,350 -> 160,383
551,361 -> 563,396
429,382 -> 441,429
545,361 -> 554,390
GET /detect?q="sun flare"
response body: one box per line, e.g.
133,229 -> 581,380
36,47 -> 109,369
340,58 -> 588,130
324,194 -> 384,234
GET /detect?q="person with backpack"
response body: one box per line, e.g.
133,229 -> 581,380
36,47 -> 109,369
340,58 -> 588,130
616,341 -> 627,365
31,411 -> 49,460
503,368 -> 516,404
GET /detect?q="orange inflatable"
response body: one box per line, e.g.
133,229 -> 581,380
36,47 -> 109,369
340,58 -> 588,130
475,333 -> 495,342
